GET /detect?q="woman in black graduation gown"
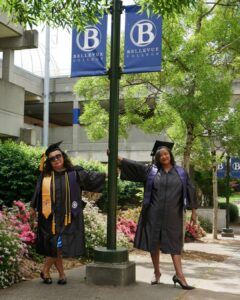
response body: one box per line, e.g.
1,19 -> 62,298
118,141 -> 198,289
31,142 -> 106,285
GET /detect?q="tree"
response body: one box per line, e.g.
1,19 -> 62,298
0,0 -> 105,30
0,0 -> 197,30
75,1 -> 239,168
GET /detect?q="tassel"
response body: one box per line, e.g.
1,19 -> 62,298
52,215 -> 56,235
64,214 -> 68,226
39,153 -> 46,172
68,212 -> 71,224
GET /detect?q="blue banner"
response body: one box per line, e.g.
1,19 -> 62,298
123,5 -> 162,74
217,162 -> 226,178
230,157 -> 240,179
71,15 -> 108,77
73,108 -> 80,125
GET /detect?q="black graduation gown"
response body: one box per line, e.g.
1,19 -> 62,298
120,159 -> 197,255
31,166 -> 106,258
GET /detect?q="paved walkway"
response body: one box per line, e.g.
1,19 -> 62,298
1,234 -> 240,300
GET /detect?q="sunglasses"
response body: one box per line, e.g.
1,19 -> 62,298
49,153 -> 62,162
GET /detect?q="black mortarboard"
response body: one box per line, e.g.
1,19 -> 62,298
150,140 -> 174,156
45,141 -> 63,156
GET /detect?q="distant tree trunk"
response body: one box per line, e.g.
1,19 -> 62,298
183,123 -> 194,173
210,135 -> 218,239
208,130 -> 218,239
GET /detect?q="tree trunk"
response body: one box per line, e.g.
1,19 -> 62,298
211,147 -> 218,239
183,123 -> 194,173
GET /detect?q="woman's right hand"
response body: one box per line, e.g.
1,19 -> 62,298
31,208 -> 36,219
106,149 -> 123,166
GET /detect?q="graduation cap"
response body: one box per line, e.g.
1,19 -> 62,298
45,141 -> 63,156
150,140 -> 174,156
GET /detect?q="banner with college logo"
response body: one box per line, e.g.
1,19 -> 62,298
230,157 -> 240,179
217,162 -> 226,178
123,5 -> 162,74
71,14 -> 108,77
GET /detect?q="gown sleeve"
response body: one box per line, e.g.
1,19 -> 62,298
30,174 -> 43,209
119,158 -> 149,183
74,166 -> 106,193
186,174 -> 198,209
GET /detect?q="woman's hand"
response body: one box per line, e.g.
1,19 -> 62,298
106,149 -> 123,166
190,209 -> 197,226
31,208 -> 37,219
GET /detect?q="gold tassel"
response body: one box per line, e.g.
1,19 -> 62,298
68,212 -> 71,224
51,172 -> 56,235
52,214 -> 56,234
39,153 -> 46,172
64,214 -> 68,226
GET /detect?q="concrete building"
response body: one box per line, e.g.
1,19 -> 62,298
1,17 -> 240,162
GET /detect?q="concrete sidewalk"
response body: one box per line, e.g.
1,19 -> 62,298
1,234 -> 240,300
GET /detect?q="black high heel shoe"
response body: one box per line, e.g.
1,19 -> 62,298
151,273 -> 161,285
172,275 -> 195,290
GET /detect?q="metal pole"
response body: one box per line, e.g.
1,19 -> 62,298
43,25 -> 50,147
107,0 -> 122,249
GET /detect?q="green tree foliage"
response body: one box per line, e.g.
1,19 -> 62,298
74,1 -> 240,173
0,0 -> 105,30
136,0 -> 197,15
0,0 -> 197,30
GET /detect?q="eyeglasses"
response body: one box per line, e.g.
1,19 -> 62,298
49,153 -> 62,162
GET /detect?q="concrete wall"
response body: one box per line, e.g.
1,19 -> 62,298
48,125 -> 165,162
0,79 -> 24,137
197,208 -> 226,231
50,77 -> 78,102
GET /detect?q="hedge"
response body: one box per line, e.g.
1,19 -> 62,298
0,141 -> 43,206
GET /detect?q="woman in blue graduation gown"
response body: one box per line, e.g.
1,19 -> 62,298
31,142 -> 106,284
118,141 -> 198,289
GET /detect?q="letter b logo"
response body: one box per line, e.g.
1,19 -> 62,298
76,26 -> 101,52
130,20 -> 157,47
232,162 -> 240,171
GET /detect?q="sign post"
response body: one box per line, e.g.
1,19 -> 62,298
85,0 -> 136,285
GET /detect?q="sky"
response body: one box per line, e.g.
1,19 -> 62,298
12,0 -> 134,77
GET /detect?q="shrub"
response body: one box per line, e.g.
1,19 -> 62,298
198,215 -> 212,233
98,180 -> 143,212
218,202 -> 239,223
11,201 -> 37,245
0,141 -> 43,206
72,158 -> 106,172
194,170 -> 213,207
83,202 -> 130,257
117,181 -> 143,207
117,218 -> 137,242
0,211 -> 27,289
118,207 -> 142,224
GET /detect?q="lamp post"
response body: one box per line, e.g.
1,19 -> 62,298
86,0 -> 136,284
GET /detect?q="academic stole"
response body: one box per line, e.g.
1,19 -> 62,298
42,172 -> 71,234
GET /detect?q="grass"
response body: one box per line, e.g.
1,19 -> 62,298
218,193 -> 240,203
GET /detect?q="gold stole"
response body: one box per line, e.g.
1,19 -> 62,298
42,176 -> 52,219
42,172 -> 71,235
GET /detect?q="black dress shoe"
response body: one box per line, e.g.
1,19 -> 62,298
57,278 -> 67,285
172,275 -> 195,290
40,271 -> 52,284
